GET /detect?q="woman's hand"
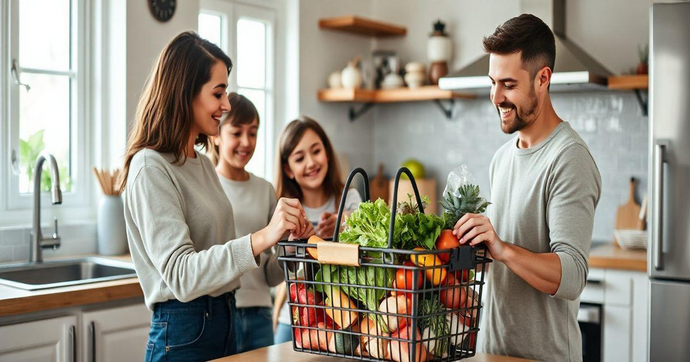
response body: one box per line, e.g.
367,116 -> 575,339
289,220 -> 315,240
316,212 -> 336,238
252,198 -> 309,256
453,213 -> 506,261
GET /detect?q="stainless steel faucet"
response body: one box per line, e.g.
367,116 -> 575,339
29,152 -> 62,263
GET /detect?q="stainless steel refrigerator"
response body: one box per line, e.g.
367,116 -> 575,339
648,2 -> 690,361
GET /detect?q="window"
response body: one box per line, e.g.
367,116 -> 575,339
3,0 -> 89,213
199,1 -> 276,180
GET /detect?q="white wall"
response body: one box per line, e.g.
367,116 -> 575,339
371,0 -> 660,75
294,0 -> 377,180
124,0 -> 200,135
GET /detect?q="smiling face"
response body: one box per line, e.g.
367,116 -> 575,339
215,117 -> 259,170
284,129 -> 329,192
488,52 -> 540,134
191,61 -> 231,138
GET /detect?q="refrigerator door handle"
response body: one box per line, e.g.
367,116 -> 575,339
653,141 -> 667,271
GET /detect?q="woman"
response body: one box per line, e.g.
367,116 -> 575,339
120,31 -> 312,361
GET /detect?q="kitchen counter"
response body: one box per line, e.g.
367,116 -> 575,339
0,254 -> 143,317
212,342 -> 534,362
588,243 -> 647,272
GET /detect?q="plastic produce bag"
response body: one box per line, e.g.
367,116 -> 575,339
439,165 -> 490,229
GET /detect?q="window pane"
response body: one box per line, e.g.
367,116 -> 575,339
198,13 -> 222,47
19,74 -> 72,193
239,88 -> 266,177
19,0 -> 71,70
237,19 -> 266,88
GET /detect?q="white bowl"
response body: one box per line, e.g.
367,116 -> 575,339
614,229 -> 647,250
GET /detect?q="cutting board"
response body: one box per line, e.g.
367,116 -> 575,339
369,164 -> 389,202
614,178 -> 643,247
390,178 -> 437,215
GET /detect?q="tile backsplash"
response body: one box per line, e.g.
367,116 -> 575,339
373,91 -> 648,242
0,222 -> 97,263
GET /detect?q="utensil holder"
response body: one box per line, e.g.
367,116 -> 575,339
97,195 -> 128,255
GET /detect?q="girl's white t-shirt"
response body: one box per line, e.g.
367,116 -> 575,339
278,188 -> 362,325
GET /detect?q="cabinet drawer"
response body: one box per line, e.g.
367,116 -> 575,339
581,268 -> 605,304
605,270 -> 633,307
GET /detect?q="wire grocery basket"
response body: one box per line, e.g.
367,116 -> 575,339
278,167 -> 492,361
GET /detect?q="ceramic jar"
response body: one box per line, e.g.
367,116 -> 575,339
429,61 -> 449,86
328,71 -> 342,88
341,59 -> 363,89
404,62 -> 426,88
427,20 -> 452,63
97,195 -> 128,255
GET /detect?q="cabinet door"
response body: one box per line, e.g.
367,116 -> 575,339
0,315 -> 77,362
82,303 -> 152,362
603,305 -> 632,362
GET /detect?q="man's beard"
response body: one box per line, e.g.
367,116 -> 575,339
497,89 -> 538,134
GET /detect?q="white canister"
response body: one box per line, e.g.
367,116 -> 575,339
97,195 -> 128,255
427,20 -> 452,63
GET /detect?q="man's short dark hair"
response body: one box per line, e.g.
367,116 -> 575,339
482,14 -> 556,80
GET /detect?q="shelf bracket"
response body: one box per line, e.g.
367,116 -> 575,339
434,99 -> 455,119
633,89 -> 648,116
349,102 -> 375,122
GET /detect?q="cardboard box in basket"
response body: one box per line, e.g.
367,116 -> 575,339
389,178 -> 437,215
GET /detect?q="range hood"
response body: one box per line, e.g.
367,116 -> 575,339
439,0 -> 611,92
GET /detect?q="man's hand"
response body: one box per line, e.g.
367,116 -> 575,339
453,213 -> 506,261
454,213 -> 563,295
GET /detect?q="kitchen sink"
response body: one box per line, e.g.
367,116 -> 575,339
0,257 -> 137,291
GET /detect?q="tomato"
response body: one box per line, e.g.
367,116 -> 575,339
435,229 -> 460,263
439,273 -> 467,309
396,262 -> 423,292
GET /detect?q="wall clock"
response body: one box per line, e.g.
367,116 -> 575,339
149,0 -> 175,22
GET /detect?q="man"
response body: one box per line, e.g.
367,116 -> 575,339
453,14 -> 601,361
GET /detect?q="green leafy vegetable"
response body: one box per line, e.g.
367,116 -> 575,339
339,197 -> 445,251
315,264 -> 395,333
419,298 -> 450,355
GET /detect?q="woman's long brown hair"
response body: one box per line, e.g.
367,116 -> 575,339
208,92 -> 259,166
275,116 -> 344,206
118,31 -> 233,191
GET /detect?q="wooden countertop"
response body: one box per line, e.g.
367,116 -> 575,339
588,243 -> 647,272
0,254 -> 143,317
212,342 -> 534,362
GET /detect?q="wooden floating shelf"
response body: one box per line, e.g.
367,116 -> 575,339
317,86 -> 475,103
608,74 -> 649,90
319,15 -> 407,37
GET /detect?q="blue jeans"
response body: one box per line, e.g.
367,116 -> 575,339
234,307 -> 274,353
274,322 -> 293,344
145,292 -> 237,362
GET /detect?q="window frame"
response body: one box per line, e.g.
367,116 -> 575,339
1,0 -> 92,226
200,0 -> 278,181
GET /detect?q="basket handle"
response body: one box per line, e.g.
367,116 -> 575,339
386,167 -> 425,249
332,167 -> 370,242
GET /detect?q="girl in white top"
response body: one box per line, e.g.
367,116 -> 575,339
120,32 -> 312,361
272,116 -> 362,343
209,93 -> 283,352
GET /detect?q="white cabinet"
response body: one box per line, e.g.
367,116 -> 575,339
82,304 -> 152,362
582,268 -> 649,362
0,315 -> 77,362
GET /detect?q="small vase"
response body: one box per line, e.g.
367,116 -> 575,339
97,195 -> 128,255
427,20 -> 452,63
429,61 -> 449,86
